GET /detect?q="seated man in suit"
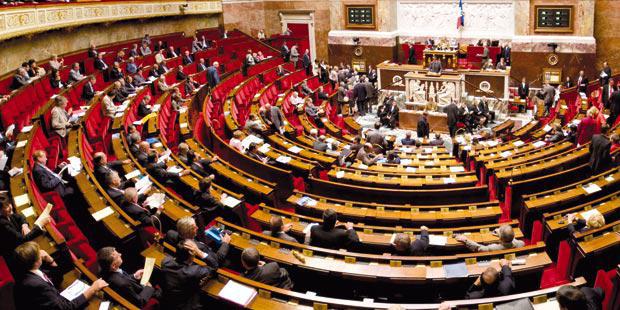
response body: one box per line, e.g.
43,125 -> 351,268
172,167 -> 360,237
94,52 -> 109,71
82,75 -> 97,101
356,143 -> 383,166
176,65 -> 187,82
161,239 -> 215,310
92,152 -> 131,186
177,142 -> 217,176
166,216 -> 231,269
392,226 -> 429,256
11,68 -> 30,90
97,247 -> 161,307
400,131 -> 416,146
306,208 -> 359,250
137,94 -> 153,118
241,247 -> 294,289
132,69 -> 148,87
196,58 -> 208,73
192,176 -> 226,222
67,63 -> 84,84
50,96 -> 73,139
455,224 -> 524,252
317,86 -> 329,100
145,151 -> 190,184
182,50 -> 194,65
32,150 -> 74,198
121,188 -> 160,226
14,241 -> 108,310
263,215 -> 297,242
136,141 -> 151,166
0,197 -> 50,256
465,259 -> 514,299
556,284 -> 604,310
105,171 -> 128,206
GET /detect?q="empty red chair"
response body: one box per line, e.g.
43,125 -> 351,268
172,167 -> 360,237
594,269 -> 615,310
540,240 -> 572,288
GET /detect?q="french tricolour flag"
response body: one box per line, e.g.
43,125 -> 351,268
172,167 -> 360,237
457,0 -> 465,29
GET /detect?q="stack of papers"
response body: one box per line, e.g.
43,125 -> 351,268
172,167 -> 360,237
358,164 -> 368,170
405,167 -> 417,173
8,167 -> 23,177
400,159 -> 412,166
221,195 -> 242,208
500,151 -> 512,158
218,280 -> 257,307
166,166 -> 183,174
512,141 -> 525,147
15,140 -> 27,148
20,125 -> 33,133
60,279 -> 90,301
0,153 -> 8,170
92,207 -> 114,221
275,156 -> 292,164
13,193 -> 30,207
145,193 -> 166,209
241,135 -> 263,150
580,208 -> 602,222
443,177 -> 456,184
429,235 -> 448,246
543,125 -> 552,132
296,196 -> 317,207
449,166 -> 465,173
287,146 -> 302,154
135,176 -> 152,195
336,171 -> 345,178
443,262 -> 468,278
257,144 -> 271,154
583,183 -> 602,194
125,170 -> 141,180
158,150 -> 172,163
533,141 -> 546,148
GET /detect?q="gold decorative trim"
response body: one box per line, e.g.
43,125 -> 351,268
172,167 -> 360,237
0,1 -> 222,42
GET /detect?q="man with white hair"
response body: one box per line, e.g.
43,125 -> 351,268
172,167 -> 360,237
455,224 -> 524,252
313,135 -> 328,152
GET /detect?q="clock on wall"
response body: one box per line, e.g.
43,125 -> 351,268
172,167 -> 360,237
354,46 -> 364,57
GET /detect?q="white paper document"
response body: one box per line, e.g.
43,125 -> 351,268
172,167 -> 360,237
15,140 -> 27,148
405,167 -> 417,173
287,146 -> 302,154
358,164 -> 368,170
512,141 -> 525,147
500,151 -> 512,158
60,279 -> 90,301
257,143 -> 271,154
140,257 -> 156,286
582,183 -> 602,194
221,195 -> 242,208
218,280 -> 257,307
125,170 -> 141,180
533,141 -> 546,148
145,193 -> 166,209
20,125 -> 33,133
14,193 -> 30,207
275,156 -> 292,164
166,166 -> 183,174
580,208 -> 602,222
8,167 -> 23,177
92,207 -> 114,221
429,235 -> 448,246
0,154 -> 7,171
336,171 -> 345,179
443,177 -> 456,184
449,166 -> 465,173
400,159 -> 412,166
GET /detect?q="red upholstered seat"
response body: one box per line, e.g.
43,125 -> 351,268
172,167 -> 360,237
594,269 -> 616,310
540,240 -> 571,288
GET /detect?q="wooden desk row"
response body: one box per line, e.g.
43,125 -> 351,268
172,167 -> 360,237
252,203 -> 522,254
327,166 -> 477,189
288,191 -> 501,227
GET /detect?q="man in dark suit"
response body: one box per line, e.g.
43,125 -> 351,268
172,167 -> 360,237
0,199 -> 50,256
542,83 -> 556,116
446,101 -> 459,137
608,90 -> 620,126
241,247 -> 294,289
353,79 -> 368,116
589,124 -> 611,174
281,42 -> 290,62
167,216 -> 231,269
392,226 -> 429,256
176,65 -> 187,82
307,208 -> 359,250
577,70 -> 589,94
11,68 -> 30,90
94,52 -> 108,71
206,62 -> 220,88
192,176 -> 225,221
600,61 -> 612,86
82,76 -> 97,101
312,135 -> 329,152
14,241 -> 108,310
161,239 -> 215,310
132,70 -> 147,87
556,284 -> 604,310
401,131 -> 416,146
386,100 -> 400,129
145,152 -> 190,187
93,152 -> 130,187
196,58 -> 207,73
121,188 -> 159,226
182,50 -> 193,65
478,97 -> 495,124
602,79 -> 617,109
105,171 -> 127,206
267,104 -> 286,134
32,150 -> 74,198
407,42 -> 417,64
97,247 -> 161,307
428,56 -> 442,74
465,260 -> 514,299
418,111 -> 431,139
263,215 -> 297,242
517,77 -> 529,100
302,49 -> 311,75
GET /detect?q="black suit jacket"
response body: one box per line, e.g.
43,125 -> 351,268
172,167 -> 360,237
164,230 -> 230,269
465,265 -> 515,299
517,83 -> 529,99
577,76 -> 589,93
32,163 -> 71,197
121,200 -> 153,225
82,82 -> 95,101
182,55 -> 193,65
161,257 -> 213,310
16,271 -> 87,310
147,163 -> 180,184
600,67 -> 612,86
102,270 -> 156,307
602,84 -> 617,108
583,286 -> 604,310
94,58 -> 108,71
408,47 -> 416,64
244,262 -> 293,289
137,99 -> 152,117
0,213 -> 43,255
446,103 -> 459,126
176,71 -> 187,82
192,190 -> 224,212
309,224 -> 359,250
589,134 -> 611,173
394,230 -> 429,256
109,68 -> 123,80
417,118 -> 430,138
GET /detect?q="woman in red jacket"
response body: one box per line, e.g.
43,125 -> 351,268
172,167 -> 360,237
576,107 -> 601,146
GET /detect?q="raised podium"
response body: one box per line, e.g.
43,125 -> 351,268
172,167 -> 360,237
423,49 -> 458,70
